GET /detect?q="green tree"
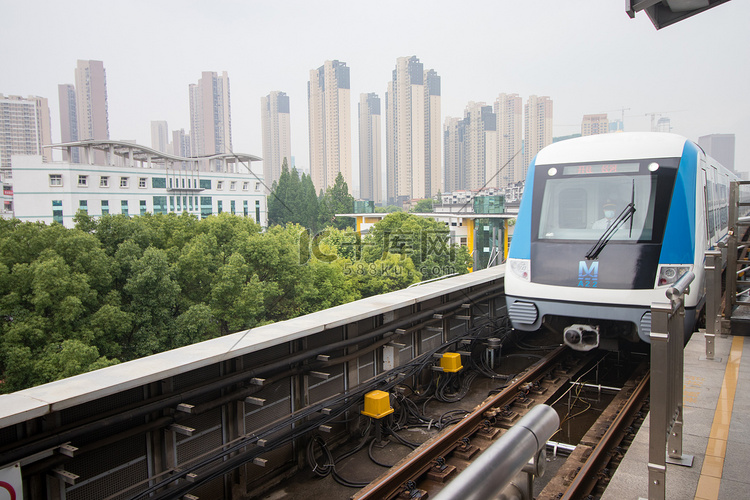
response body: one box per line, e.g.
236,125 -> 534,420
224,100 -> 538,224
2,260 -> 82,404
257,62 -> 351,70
354,253 -> 421,297
410,199 -> 434,213
0,210 -> 468,393
268,159 -> 322,231
122,247 -> 181,357
300,173 -> 320,231
374,205 -> 403,213
318,172 -> 355,230
268,159 -> 291,226
362,212 -> 471,280
38,339 -> 119,384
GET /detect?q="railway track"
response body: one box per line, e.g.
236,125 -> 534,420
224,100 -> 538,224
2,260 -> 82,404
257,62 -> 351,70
351,347 -> 649,500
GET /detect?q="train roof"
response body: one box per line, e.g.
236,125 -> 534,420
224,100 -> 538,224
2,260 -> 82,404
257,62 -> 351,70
535,132 -> 691,165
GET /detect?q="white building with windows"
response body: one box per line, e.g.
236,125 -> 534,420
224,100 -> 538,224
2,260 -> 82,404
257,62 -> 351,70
7,140 -> 267,228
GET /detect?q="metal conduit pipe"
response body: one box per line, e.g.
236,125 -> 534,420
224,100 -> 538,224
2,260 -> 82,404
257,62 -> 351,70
547,440 -> 576,456
569,381 -> 622,393
3,285 -> 504,466
432,404 -> 559,500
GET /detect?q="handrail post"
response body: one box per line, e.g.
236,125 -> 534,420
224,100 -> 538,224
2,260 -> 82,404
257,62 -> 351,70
648,302 -> 670,500
703,250 -> 722,360
648,272 -> 695,500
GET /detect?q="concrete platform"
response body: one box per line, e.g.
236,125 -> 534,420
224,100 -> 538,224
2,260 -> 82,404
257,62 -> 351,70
603,332 -> 748,500
730,304 -> 750,336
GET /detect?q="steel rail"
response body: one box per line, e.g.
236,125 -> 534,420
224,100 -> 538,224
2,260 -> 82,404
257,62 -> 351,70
560,370 -> 650,499
354,346 -> 567,500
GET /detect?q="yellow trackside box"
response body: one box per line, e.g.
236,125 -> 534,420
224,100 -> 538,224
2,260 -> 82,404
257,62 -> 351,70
361,390 -> 394,419
440,352 -> 463,373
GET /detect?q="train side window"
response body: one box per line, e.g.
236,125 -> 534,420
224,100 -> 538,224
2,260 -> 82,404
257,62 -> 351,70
701,169 -> 710,244
558,188 -> 587,229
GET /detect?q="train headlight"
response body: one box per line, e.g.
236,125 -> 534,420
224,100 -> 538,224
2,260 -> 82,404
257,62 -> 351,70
508,258 -> 531,282
658,265 -> 691,286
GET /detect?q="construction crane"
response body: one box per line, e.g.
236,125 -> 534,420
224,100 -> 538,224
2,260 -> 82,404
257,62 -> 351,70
594,107 -> 631,131
601,107 -> 631,125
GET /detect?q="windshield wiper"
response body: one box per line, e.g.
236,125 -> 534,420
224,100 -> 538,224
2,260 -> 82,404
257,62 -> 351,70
585,202 -> 636,260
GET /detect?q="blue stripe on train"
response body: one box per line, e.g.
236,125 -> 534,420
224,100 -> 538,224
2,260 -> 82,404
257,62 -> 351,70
508,158 -> 536,260
659,140 -> 697,264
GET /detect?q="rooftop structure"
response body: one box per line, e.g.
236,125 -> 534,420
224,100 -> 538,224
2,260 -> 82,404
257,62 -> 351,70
5,140 -> 265,228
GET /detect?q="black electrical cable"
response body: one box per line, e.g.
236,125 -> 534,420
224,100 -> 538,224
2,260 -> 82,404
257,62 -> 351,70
368,438 -> 393,468
134,330 -> 496,499
307,435 -> 335,478
439,409 -> 470,428
385,427 -> 419,449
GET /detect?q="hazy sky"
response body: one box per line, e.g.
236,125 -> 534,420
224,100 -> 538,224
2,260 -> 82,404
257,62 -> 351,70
2,0 -> 748,189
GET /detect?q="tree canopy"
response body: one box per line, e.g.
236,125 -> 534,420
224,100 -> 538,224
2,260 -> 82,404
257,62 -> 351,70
268,163 -> 353,232
267,159 -> 320,231
410,199 -> 434,213
0,206 -> 471,392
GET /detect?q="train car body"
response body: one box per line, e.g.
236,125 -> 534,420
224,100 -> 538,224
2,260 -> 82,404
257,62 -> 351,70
505,132 -> 735,350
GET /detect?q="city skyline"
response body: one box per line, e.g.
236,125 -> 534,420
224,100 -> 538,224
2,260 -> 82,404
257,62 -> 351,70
1,1 -> 748,190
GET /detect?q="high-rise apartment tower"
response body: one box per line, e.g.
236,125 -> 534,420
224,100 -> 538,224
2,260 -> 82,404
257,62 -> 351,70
74,60 -> 109,164
261,91 -> 292,189
308,60 -> 352,192
0,94 -> 52,170
189,71 -> 232,171
443,117 -> 464,193
385,56 -> 441,205
58,84 -> 79,163
151,121 -> 170,153
495,93 -> 523,187
443,102 -> 497,192
523,95 -> 553,179
699,133 -> 736,172
581,114 -> 609,136
358,93 -> 382,203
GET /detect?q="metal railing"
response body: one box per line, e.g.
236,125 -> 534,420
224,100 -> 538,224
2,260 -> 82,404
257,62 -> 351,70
648,271 -> 695,500
724,180 -> 750,315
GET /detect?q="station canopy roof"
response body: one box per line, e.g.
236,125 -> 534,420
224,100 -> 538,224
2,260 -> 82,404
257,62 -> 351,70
48,140 -> 261,164
627,0 -> 731,30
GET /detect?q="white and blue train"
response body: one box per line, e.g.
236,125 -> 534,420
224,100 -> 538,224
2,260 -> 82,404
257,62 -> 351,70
505,132 -> 735,350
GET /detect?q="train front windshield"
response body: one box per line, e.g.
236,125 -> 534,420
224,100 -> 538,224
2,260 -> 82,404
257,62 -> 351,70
534,159 -> 678,243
